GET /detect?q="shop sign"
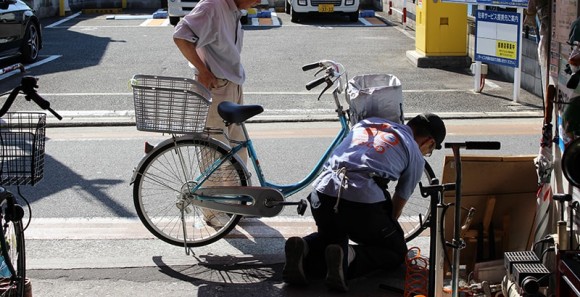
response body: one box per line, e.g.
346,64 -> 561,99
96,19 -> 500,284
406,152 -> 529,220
474,9 -> 521,68
441,0 -> 528,8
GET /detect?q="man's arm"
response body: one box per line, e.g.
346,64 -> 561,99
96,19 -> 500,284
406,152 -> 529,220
173,38 -> 217,89
391,193 -> 407,220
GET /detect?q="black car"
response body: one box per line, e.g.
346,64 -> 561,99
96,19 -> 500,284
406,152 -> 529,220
0,0 -> 42,64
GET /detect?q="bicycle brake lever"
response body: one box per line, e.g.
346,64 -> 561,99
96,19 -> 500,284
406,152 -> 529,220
314,68 -> 325,77
317,80 -> 332,100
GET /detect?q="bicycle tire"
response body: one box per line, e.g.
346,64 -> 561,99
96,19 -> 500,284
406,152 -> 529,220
133,136 -> 249,247
400,160 -> 435,242
0,213 -> 26,297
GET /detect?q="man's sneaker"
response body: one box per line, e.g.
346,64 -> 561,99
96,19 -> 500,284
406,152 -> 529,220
282,237 -> 308,285
325,244 -> 348,292
204,212 -> 231,228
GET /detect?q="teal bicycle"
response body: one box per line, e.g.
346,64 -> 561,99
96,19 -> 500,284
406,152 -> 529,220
130,60 -> 435,249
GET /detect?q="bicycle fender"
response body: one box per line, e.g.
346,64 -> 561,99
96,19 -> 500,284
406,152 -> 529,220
130,134 -> 252,186
193,186 -> 284,217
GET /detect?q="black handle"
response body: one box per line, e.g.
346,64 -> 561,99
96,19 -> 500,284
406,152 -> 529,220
445,141 -> 501,150
26,91 -> 62,120
305,76 -> 327,90
302,62 -> 320,71
465,141 -> 501,150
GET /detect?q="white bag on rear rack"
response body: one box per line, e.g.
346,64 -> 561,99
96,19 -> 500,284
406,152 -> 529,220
347,74 -> 404,125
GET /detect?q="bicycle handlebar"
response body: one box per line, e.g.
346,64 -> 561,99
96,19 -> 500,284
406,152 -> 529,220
301,60 -> 347,100
0,76 -> 62,120
302,62 -> 320,71
305,76 -> 328,90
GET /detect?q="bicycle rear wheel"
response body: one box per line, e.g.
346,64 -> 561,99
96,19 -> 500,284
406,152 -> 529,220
399,161 -> 436,242
133,136 -> 249,247
0,211 -> 26,297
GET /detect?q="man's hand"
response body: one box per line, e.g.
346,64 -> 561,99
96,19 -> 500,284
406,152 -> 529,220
196,69 -> 218,90
173,38 -> 217,89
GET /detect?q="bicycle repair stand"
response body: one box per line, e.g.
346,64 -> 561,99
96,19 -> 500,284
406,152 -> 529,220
419,177 -> 456,297
444,141 -> 501,297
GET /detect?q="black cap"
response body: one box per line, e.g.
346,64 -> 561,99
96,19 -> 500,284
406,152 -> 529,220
416,113 -> 446,149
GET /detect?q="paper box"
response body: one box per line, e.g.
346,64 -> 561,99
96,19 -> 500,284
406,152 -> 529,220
441,155 -> 538,275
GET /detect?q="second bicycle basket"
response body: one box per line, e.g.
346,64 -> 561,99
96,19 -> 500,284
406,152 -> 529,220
131,75 -> 212,134
0,112 -> 46,186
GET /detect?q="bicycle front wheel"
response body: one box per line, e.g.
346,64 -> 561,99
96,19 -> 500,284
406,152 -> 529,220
0,216 -> 26,297
400,160 -> 436,242
133,136 -> 249,247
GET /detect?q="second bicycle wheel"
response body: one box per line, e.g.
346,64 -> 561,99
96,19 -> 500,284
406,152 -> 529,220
133,136 -> 249,247
0,209 -> 26,297
398,161 -> 436,242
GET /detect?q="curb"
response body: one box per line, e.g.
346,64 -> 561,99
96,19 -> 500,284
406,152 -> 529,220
44,111 -> 545,127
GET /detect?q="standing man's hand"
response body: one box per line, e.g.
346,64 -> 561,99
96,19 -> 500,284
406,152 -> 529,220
196,68 -> 218,90
173,37 -> 217,90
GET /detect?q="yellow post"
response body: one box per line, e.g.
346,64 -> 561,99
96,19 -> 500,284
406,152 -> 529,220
122,0 -> 127,9
407,0 -> 470,68
59,0 -> 65,16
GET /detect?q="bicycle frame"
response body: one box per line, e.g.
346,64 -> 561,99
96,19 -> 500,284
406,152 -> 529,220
191,89 -> 351,205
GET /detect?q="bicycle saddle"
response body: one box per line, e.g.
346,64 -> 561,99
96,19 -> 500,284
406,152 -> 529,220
218,101 -> 264,124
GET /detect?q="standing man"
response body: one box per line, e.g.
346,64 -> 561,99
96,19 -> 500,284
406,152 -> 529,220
173,0 -> 259,227
282,114 -> 446,292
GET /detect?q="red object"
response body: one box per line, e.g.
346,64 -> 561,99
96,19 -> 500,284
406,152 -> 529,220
402,7 -> 406,23
388,1 -> 392,15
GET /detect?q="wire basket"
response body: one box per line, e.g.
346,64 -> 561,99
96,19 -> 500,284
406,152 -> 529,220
0,112 -> 46,186
131,75 -> 212,134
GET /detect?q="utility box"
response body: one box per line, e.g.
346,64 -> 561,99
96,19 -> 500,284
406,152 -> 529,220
415,0 -> 467,56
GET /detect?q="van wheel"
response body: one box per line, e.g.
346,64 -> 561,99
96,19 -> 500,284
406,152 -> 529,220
291,8 -> 303,23
349,11 -> 359,22
169,16 -> 180,26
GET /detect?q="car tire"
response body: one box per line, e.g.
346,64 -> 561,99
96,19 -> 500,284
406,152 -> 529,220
291,8 -> 303,23
349,11 -> 359,22
169,16 -> 180,26
285,0 -> 290,14
20,22 -> 40,63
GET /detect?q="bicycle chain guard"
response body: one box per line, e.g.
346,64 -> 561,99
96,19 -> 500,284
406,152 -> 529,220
192,186 -> 284,217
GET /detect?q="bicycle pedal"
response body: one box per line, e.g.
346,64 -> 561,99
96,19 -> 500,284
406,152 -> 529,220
297,199 -> 308,216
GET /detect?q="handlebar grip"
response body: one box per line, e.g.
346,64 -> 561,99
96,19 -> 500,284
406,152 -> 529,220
465,141 -> 501,150
305,76 -> 327,90
27,91 -> 63,120
302,62 -> 320,71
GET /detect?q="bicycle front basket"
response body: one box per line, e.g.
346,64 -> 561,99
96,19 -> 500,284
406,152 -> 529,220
0,112 -> 47,186
131,75 -> 212,134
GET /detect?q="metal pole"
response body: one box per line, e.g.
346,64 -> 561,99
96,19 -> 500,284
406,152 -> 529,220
451,145 -> 462,297
513,8 -> 524,102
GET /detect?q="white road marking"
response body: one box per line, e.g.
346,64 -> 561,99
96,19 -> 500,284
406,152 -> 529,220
45,11 -> 82,28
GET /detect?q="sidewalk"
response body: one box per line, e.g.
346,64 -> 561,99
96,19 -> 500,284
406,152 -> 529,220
27,217 -> 425,297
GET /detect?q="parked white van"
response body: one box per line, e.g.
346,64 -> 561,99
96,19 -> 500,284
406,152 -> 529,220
285,0 -> 360,23
167,0 -> 199,26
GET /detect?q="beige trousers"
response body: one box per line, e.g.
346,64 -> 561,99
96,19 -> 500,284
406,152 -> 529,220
205,78 -> 247,163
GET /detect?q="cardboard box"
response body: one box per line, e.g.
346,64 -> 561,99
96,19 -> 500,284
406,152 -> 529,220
441,155 -> 538,275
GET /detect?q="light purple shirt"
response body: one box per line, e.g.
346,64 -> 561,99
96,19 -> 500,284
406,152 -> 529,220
173,0 -> 245,85
314,117 -> 425,203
